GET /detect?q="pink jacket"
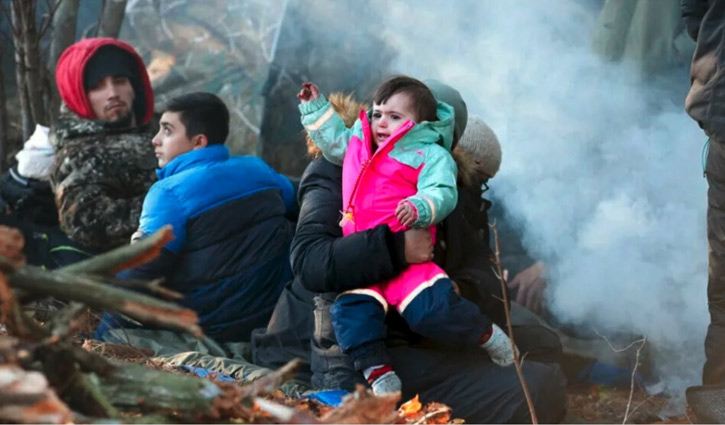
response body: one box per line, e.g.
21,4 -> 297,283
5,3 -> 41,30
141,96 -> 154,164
300,95 -> 458,236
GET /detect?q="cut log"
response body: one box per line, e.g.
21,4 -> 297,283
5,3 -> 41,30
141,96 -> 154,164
97,360 -> 223,420
10,266 -> 202,337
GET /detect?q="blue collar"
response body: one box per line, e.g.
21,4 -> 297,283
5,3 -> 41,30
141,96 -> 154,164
157,145 -> 230,179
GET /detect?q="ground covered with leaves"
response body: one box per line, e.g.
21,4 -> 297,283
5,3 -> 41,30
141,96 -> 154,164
1,318 -> 697,424
81,336 -> 691,424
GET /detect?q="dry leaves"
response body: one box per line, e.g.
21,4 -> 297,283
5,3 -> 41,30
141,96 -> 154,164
397,395 -> 458,424
0,365 -> 73,424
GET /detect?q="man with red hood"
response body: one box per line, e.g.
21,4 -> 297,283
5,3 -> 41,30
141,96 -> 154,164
51,37 -> 157,252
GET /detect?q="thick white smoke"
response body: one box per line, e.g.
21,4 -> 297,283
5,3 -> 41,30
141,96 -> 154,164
364,0 -> 708,397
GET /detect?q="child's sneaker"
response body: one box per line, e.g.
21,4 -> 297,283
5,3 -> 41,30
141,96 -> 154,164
480,324 -> 518,366
363,364 -> 402,395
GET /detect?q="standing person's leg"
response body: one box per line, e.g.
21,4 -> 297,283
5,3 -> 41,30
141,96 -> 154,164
704,138 -> 725,385
391,346 -> 567,424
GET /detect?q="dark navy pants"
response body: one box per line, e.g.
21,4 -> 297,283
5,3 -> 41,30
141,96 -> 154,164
330,278 -> 491,371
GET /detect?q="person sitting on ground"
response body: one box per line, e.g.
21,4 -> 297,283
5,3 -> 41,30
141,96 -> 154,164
298,76 -> 516,394
0,125 -> 56,228
97,92 -> 297,343
51,37 -> 157,254
252,82 -> 566,423
0,124 -> 85,270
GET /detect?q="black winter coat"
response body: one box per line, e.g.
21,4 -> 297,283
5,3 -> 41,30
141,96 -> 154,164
291,156 -> 507,326
251,157 -> 508,379
0,165 -> 58,227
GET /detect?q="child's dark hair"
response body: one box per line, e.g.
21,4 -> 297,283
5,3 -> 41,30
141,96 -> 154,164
164,92 -> 229,144
373,76 -> 438,122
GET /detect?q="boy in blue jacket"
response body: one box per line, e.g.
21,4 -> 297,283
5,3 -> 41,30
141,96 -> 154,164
100,92 -> 296,342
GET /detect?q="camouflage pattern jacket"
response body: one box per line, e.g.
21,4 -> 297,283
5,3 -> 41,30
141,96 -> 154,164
50,107 -> 157,252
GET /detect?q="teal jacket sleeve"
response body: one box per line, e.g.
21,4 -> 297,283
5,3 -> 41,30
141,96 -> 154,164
405,145 -> 458,227
298,95 -> 357,165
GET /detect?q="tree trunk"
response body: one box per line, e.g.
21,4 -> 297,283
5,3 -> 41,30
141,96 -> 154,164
16,0 -> 48,127
10,1 -> 33,142
49,0 -> 80,123
97,0 -> 127,39
0,47 -> 8,169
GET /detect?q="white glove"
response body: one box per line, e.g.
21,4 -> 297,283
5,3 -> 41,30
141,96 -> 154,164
481,324 -> 518,366
370,371 -> 402,395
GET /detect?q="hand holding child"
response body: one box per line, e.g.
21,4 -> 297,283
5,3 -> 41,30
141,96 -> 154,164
297,82 -> 320,104
395,201 -> 417,227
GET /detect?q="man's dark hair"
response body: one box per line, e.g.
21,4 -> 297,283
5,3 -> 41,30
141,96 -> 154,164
373,76 -> 438,122
164,92 -> 229,144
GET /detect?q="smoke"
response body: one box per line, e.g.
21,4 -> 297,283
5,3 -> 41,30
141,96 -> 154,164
367,0 -> 708,396
300,0 -> 708,400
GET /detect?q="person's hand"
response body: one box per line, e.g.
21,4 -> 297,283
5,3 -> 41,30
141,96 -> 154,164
404,228 -> 433,264
395,201 -> 417,227
297,82 -> 320,104
507,262 -> 547,313
481,324 -> 518,366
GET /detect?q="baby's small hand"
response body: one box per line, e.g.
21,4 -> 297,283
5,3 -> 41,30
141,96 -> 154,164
297,82 -> 320,104
395,201 -> 417,227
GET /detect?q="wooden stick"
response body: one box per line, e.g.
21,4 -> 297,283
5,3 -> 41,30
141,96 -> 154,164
622,338 -> 646,424
59,226 -> 174,276
490,222 -> 539,424
10,266 -> 202,337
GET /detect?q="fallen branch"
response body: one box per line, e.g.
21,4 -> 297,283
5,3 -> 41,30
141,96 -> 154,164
591,328 -> 648,425
622,337 -> 646,424
211,358 -> 302,419
625,395 -> 654,422
96,276 -> 183,300
9,266 -> 202,337
237,358 -> 301,399
490,221 -> 538,424
59,226 -> 174,276
96,360 -> 223,420
98,359 -> 302,422
0,271 -> 47,339
44,302 -> 87,338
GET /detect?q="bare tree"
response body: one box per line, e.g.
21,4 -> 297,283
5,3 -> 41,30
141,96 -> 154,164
0,0 -> 127,150
97,0 -> 127,39
20,0 -> 48,128
0,30 -> 8,166
1,0 -> 61,141
7,0 -> 33,141
49,0 -> 79,121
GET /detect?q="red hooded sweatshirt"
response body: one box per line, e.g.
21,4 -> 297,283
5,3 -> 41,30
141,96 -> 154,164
55,38 -> 154,125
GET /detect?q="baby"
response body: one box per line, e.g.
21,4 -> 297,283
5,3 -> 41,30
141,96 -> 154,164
299,76 -> 516,394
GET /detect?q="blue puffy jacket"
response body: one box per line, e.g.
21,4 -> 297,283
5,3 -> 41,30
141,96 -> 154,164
117,145 -> 296,342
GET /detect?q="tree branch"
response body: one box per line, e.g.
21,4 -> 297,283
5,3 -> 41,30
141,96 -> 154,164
38,0 -> 63,38
490,221 -> 539,424
9,266 -> 202,337
59,226 -> 174,276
